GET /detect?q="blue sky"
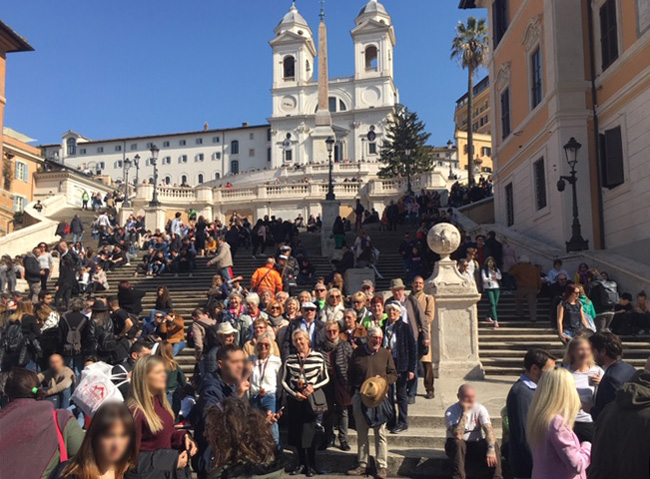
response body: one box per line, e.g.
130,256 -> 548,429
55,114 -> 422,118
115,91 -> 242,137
2,1 -> 486,146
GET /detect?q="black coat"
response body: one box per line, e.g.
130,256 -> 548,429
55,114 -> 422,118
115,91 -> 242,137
23,253 -> 41,283
126,450 -> 191,479
591,359 -> 637,420
281,319 -> 325,360
382,319 -> 416,374
118,288 -> 146,315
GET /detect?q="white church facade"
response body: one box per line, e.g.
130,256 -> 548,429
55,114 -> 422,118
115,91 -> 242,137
40,1 -> 399,187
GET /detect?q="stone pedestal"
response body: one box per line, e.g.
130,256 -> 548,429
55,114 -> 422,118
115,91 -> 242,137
118,206 -> 134,225
144,206 -> 167,232
424,223 -> 484,380
320,199 -> 340,258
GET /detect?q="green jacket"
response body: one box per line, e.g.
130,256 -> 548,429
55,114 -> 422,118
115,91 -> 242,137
361,313 -> 386,330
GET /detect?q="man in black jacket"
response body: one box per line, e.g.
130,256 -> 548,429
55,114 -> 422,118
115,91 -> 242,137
506,349 -> 556,479
58,297 -> 96,375
383,301 -> 416,434
55,241 -> 79,311
590,332 -> 637,420
24,247 -> 42,302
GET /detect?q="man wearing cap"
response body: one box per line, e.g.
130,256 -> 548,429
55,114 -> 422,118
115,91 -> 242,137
348,327 -> 397,479
360,280 -> 375,303
410,276 -> 436,399
387,278 -> 428,404
281,301 -> 324,360
508,256 -> 542,323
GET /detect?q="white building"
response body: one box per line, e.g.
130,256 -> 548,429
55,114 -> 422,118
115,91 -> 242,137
40,0 -> 400,186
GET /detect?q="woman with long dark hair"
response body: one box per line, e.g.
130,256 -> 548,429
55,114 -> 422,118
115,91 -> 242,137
557,285 -> 590,344
55,402 -> 138,479
205,397 -> 284,479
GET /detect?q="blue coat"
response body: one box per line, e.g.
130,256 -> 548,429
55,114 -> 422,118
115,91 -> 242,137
382,319 -> 417,374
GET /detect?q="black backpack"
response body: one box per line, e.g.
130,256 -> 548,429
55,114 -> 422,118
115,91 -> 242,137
96,320 -> 118,358
3,322 -> 24,353
592,281 -> 619,311
62,314 -> 86,356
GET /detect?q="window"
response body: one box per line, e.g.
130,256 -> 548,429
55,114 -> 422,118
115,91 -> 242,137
162,156 -> 172,165
493,0 -> 509,47
283,56 -> 296,80
164,176 -> 171,185
600,0 -> 619,70
365,45 -> 378,70
98,162 -> 105,169
97,147 -> 104,153
130,143 -> 138,151
215,172 -> 221,179
179,155 -> 188,164
15,161 -> 28,182
267,129 -> 272,142
179,139 -> 186,146
66,138 -> 76,156
329,97 -> 337,113
231,140 -> 239,155
196,138 -> 203,145
530,47 -> 543,108
231,160 -> 240,174
599,125 -> 624,189
481,147 -> 492,157
197,173 -> 204,184
249,149 -> 255,157
249,133 -> 254,140
369,142 -> 377,155
114,160 -> 122,168
505,183 -> 514,226
500,88 -> 511,139
326,96 -> 348,113
339,100 -> 347,112
284,149 -> 293,162
267,147 -> 272,162
115,145 -> 122,152
13,195 -> 26,212
196,153 -> 204,162
146,142 -> 155,149
212,136 -> 220,143
181,175 -> 188,184
79,148 -> 87,155
163,141 -> 170,147
533,158 -> 547,210
213,152 -> 221,160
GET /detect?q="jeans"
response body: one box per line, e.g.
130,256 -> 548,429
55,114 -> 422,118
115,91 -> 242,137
172,341 -> 186,357
219,267 -> 233,281
46,388 -> 72,409
595,312 -> 615,331
390,371 -> 409,428
250,393 -> 280,445
407,366 -> 418,401
73,232 -> 83,244
65,355 -> 85,377
486,289 -> 500,323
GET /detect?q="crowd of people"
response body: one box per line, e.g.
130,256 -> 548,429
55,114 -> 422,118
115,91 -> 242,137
447,176 -> 493,208
0,196 -> 648,479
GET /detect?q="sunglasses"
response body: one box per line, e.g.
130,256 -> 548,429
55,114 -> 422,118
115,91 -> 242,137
269,306 -> 281,310
326,330 -> 338,334
330,295 -> 341,299
316,289 -> 326,292
258,343 -> 271,348
353,300 -> 364,304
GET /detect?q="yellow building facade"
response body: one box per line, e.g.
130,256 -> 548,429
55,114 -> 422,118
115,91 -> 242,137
461,0 -> 650,253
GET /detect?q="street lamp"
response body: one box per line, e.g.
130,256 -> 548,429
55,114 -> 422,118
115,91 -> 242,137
149,145 -> 161,207
133,154 -> 141,191
325,136 -> 336,200
405,148 -> 413,195
446,140 -> 454,180
123,157 -> 132,207
557,137 -> 589,252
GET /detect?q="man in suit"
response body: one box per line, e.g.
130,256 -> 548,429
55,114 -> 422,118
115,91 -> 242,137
589,331 -> 637,420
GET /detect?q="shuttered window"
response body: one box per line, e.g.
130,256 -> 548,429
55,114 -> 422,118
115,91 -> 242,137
500,88 -> 511,139
599,126 -> 624,189
533,158 -> 547,210
600,0 -> 619,70
505,183 -> 514,226
493,0 -> 509,47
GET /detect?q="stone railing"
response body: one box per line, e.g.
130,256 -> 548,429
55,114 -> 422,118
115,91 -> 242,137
34,169 -> 118,208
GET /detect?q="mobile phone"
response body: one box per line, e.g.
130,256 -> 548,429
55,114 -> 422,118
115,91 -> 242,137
277,406 -> 286,414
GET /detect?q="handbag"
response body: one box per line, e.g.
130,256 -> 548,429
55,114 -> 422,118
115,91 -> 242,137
417,329 -> 429,358
307,388 -> 328,415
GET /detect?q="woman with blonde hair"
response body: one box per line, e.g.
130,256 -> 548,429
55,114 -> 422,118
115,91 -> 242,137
1,298 -> 41,371
318,288 -> 345,326
156,341 -> 186,414
562,336 -> 603,443
527,367 -> 591,479
127,355 -> 196,474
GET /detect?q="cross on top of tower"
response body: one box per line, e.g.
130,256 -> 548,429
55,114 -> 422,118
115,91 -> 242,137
320,0 -> 325,21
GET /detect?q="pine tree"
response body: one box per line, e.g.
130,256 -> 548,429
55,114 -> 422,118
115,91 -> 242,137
378,108 -> 432,185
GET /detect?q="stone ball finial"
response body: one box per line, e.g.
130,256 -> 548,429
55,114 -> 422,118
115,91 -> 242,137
427,222 -> 461,259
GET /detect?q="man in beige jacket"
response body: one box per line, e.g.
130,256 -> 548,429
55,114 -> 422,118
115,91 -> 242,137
410,276 -> 435,399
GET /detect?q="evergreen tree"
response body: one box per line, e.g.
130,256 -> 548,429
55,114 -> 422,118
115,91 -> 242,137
378,108 -> 432,185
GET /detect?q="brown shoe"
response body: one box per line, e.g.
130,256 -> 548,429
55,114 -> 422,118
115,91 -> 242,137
375,467 -> 389,479
425,391 -> 435,399
347,465 -> 367,476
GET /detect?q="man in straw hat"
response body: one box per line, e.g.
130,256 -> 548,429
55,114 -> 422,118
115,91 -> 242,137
347,327 -> 397,479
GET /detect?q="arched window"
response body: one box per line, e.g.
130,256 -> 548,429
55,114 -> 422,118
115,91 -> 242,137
181,174 -> 188,184
66,138 -> 76,156
326,97 -> 348,113
365,45 -> 378,71
215,172 -> 221,180
283,56 -> 296,80
164,176 -> 171,185
231,160 -> 239,174
231,140 -> 239,155
197,173 -> 204,184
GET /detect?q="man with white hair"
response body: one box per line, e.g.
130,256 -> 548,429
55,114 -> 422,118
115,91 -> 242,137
445,384 -> 502,479
508,255 -> 542,323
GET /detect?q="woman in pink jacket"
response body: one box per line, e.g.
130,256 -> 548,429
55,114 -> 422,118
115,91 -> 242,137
527,367 -> 591,479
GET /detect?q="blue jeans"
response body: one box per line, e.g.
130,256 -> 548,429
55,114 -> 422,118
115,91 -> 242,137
250,393 -> 280,445
172,341 -> 186,357
65,355 -> 85,377
73,232 -> 83,244
46,388 -> 72,409
219,267 -> 233,281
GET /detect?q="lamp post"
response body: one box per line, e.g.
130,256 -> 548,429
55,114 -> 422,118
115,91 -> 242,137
557,137 -> 589,252
149,145 -> 160,207
446,140 -> 454,180
325,136 -> 336,200
405,148 -> 413,195
133,154 -> 140,192
123,157 -> 132,207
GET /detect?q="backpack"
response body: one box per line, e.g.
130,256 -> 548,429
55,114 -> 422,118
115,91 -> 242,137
96,320 -> 118,358
187,320 -> 219,351
62,314 -> 86,356
594,280 -> 619,311
3,322 -> 24,353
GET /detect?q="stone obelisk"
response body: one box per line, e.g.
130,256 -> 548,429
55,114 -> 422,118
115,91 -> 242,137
314,0 -> 339,258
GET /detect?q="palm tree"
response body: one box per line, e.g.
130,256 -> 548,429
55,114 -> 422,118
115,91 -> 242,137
451,17 -> 489,186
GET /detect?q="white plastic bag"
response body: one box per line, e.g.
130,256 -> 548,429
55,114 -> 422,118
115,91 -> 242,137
72,361 -> 124,417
